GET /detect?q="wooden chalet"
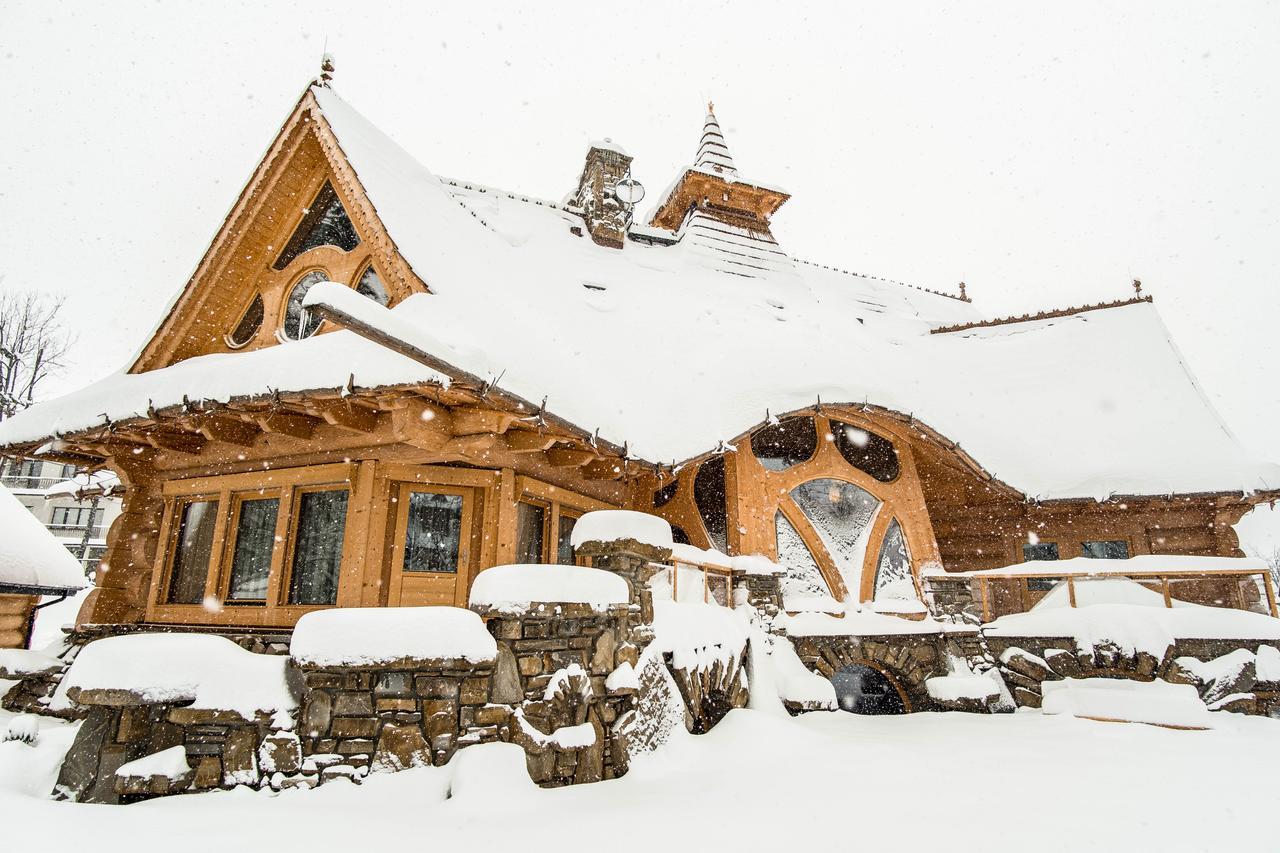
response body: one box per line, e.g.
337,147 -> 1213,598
1,75 -> 1277,639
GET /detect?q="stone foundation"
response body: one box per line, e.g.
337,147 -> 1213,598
789,632 -> 954,712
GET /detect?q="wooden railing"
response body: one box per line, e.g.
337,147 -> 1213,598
651,558 -> 735,606
970,569 -> 1277,622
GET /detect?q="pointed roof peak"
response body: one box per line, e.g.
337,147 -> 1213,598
694,102 -> 738,177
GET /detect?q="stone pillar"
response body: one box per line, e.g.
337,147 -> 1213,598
732,568 -> 785,622
573,537 -> 670,630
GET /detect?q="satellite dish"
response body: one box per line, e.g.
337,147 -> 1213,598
614,177 -> 646,206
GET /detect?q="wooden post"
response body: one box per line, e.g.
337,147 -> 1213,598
979,577 -> 990,622
1161,576 -> 1172,609
1066,575 -> 1077,608
672,562 -> 679,602
703,567 -> 709,604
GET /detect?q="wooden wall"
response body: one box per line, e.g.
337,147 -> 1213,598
0,594 -> 35,648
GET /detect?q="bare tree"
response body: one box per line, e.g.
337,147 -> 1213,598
0,289 -> 72,422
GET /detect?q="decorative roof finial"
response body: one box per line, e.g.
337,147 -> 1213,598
1133,278 -> 1143,297
959,281 -> 968,301
707,99 -> 715,115
319,53 -> 336,88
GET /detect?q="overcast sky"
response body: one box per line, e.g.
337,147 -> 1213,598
1,1 -> 1277,461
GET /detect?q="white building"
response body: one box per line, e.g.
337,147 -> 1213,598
0,458 -> 122,577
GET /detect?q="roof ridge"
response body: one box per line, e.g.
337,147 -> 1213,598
930,295 -> 1154,334
436,174 -> 577,215
791,257 -> 971,303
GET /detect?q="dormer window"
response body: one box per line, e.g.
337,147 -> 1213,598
283,270 -> 328,340
273,181 -> 360,270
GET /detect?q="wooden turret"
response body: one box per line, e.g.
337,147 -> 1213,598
648,103 -> 790,235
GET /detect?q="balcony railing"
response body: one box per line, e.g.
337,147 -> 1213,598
49,524 -> 105,539
1,475 -> 63,490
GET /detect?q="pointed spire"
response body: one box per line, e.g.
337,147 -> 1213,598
694,100 -> 739,177
318,53 -> 335,88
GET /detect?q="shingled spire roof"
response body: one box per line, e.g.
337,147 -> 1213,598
693,101 -> 739,176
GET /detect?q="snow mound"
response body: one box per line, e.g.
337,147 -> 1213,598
1257,645 -> 1280,682
1041,678 -> 1214,729
447,742 -> 535,800
292,606 -> 496,666
0,648 -> 62,677
55,633 -> 296,716
730,554 -> 783,576
570,510 -> 673,550
669,542 -> 731,568
469,564 -> 629,610
926,674 -> 1000,703
651,601 -> 749,670
962,554 -> 1269,577
0,483 -> 88,592
115,745 -> 190,780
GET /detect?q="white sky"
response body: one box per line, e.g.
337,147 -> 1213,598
1,1 -> 1277,462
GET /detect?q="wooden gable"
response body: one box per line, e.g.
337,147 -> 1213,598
131,87 -> 427,373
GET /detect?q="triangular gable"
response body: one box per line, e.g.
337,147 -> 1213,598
130,86 -> 430,373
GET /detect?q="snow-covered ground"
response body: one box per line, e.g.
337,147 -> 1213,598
1,704 -> 1275,852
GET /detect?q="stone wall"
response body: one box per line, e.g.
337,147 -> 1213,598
54,689 -> 287,804
294,656 -> 501,786
988,634 -> 1280,715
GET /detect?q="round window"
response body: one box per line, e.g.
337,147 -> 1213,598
283,270 -> 328,340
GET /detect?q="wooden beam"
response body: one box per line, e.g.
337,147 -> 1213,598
254,411 -> 320,439
451,407 -> 521,437
144,430 -> 206,455
545,447 -> 598,468
502,430 -> 559,453
195,416 -> 261,447
439,434 -> 499,458
582,459 -> 625,481
314,402 -> 382,434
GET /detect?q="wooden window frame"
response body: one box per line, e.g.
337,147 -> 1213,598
148,463 -> 355,627
217,488 -> 286,606
514,475 -> 611,566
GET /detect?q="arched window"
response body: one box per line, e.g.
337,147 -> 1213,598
873,518 -> 913,600
750,416 -> 817,471
273,181 -> 360,270
831,420 -> 899,482
356,264 -> 389,306
789,479 -> 880,592
774,511 -> 829,598
226,293 -> 264,349
694,455 -> 728,552
282,270 -> 328,341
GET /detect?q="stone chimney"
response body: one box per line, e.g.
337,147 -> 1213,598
570,140 -> 633,249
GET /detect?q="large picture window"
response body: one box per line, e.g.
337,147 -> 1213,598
273,181 -> 360,270
288,489 -> 349,605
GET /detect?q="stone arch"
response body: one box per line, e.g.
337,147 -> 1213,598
790,634 -> 946,713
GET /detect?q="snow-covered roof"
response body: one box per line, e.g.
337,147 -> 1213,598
957,555 -> 1271,577
0,86 -> 1276,503
0,483 -> 88,593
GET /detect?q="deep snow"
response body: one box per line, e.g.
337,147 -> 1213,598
0,705 -> 1276,852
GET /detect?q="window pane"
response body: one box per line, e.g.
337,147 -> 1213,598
1023,542 -> 1060,561
873,518 -> 913,600
403,491 -> 463,573
515,502 -> 545,564
228,294 -> 264,347
775,511 -> 830,598
556,515 -> 577,565
751,416 -> 817,471
289,490 -> 349,604
790,479 -> 881,595
356,266 -> 389,306
652,479 -> 678,508
1082,540 -> 1128,559
273,181 -> 360,270
831,421 -> 900,482
694,456 -> 728,552
227,497 -> 279,602
283,271 -> 328,340
168,500 -> 219,604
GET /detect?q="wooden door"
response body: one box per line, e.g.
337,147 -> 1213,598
387,483 -> 475,607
